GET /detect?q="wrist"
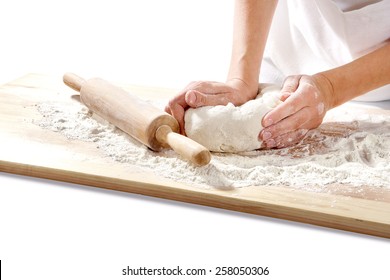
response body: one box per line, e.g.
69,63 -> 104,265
312,72 -> 337,110
226,77 -> 259,100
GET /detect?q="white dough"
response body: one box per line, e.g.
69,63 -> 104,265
185,85 -> 282,152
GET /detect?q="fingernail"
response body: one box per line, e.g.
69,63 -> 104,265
187,91 -> 197,105
263,131 -> 272,140
263,118 -> 273,127
265,139 -> 276,148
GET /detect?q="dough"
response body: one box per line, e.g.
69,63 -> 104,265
184,85 -> 282,152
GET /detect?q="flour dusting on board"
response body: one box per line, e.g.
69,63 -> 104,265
34,101 -> 390,189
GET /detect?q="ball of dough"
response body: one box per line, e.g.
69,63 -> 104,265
184,85 -> 281,152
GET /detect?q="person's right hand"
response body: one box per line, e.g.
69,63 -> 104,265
165,78 -> 258,134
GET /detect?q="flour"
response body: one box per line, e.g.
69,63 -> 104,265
34,100 -> 390,189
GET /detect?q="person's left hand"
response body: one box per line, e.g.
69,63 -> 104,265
259,74 -> 334,148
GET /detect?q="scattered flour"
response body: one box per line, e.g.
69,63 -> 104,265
33,100 -> 390,190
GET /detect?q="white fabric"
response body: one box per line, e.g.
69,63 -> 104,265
262,0 -> 390,101
331,0 -> 382,12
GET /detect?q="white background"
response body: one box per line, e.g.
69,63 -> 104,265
0,1 -> 389,279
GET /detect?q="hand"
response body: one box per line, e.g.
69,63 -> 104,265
165,78 -> 258,134
259,74 -> 334,148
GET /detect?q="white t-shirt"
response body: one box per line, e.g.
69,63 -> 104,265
262,0 -> 390,101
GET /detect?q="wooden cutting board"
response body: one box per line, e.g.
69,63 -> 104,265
1,73 -> 390,238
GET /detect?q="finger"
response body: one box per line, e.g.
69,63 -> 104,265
261,75 -> 303,127
167,90 -> 189,110
261,94 -> 303,127
166,94 -> 189,135
192,81 -> 235,95
169,102 -> 186,135
185,90 -> 232,107
275,129 -> 308,148
262,82 -> 314,127
262,129 -> 308,149
182,80 -> 204,92
260,106 -> 312,141
279,75 -> 301,101
279,93 -> 291,102
164,104 -> 172,115
181,81 -> 232,96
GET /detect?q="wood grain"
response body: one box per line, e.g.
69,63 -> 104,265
1,74 -> 389,238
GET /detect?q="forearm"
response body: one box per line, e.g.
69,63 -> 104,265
315,41 -> 390,108
227,0 -> 278,93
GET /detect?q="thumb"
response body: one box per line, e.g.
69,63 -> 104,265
279,75 -> 301,101
185,90 -> 230,107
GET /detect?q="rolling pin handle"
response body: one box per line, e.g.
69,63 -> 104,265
156,125 -> 211,166
63,73 -> 86,92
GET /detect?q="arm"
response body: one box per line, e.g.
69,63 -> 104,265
260,41 -> 390,148
227,0 -> 278,97
318,41 -> 390,107
166,0 -> 277,134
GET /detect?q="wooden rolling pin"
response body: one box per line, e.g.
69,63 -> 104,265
63,73 -> 211,166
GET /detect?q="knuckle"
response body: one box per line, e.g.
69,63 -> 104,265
185,80 -> 202,90
281,85 -> 294,94
268,124 -> 283,139
265,126 -> 276,137
301,83 -> 319,100
275,135 -> 289,148
167,99 -> 178,108
225,92 -> 240,105
284,75 -> 297,83
284,100 -> 299,115
188,80 -> 199,87
164,105 -> 171,114
197,93 -> 206,105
